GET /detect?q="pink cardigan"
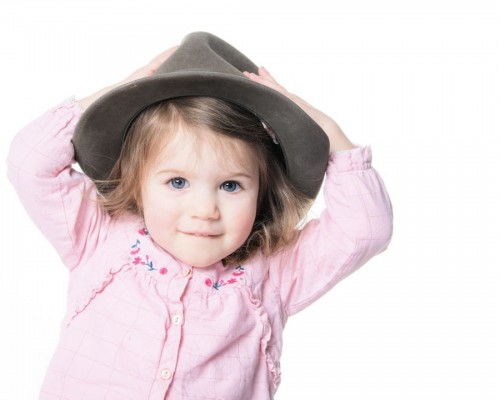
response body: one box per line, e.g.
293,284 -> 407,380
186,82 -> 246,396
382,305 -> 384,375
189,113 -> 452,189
7,100 -> 393,400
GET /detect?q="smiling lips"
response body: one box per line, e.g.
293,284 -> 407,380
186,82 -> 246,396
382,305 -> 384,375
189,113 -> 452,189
183,231 -> 221,238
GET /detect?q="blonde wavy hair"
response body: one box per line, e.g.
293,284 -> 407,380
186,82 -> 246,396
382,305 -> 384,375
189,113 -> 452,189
96,97 -> 313,265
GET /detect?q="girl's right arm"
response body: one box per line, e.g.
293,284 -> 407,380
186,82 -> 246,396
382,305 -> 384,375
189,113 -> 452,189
7,46 -> 178,270
7,100 -> 109,270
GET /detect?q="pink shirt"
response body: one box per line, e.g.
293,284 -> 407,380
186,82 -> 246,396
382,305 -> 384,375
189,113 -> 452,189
7,100 -> 393,399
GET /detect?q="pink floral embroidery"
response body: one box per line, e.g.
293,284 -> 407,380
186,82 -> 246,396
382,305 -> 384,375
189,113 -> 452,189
208,266 -> 244,290
130,239 -> 141,255
133,256 -> 142,265
128,229 -> 166,275
141,255 -> 154,271
213,280 -> 224,290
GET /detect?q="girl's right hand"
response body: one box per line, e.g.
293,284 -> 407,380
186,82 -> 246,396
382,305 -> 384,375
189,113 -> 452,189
77,45 -> 179,111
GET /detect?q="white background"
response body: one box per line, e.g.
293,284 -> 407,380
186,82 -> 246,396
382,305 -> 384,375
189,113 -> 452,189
1,1 -> 499,398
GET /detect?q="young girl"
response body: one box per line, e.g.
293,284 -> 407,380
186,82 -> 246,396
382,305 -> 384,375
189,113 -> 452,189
7,32 -> 392,399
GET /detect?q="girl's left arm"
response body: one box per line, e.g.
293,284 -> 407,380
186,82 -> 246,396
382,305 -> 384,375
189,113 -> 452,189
269,146 -> 393,317
247,69 -> 393,316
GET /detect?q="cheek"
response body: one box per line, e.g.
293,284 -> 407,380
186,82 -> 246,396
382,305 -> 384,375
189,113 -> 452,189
228,199 -> 258,239
143,192 -> 175,221
141,185 -> 169,223
240,215 -> 256,242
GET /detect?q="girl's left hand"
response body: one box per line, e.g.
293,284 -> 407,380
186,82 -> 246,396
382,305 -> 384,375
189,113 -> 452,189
243,67 -> 355,153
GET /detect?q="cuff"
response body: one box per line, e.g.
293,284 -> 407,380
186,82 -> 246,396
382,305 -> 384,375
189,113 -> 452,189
327,145 -> 372,174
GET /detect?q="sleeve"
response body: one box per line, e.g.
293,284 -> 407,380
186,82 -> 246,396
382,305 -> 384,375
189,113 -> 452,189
269,146 -> 393,317
6,99 -> 111,270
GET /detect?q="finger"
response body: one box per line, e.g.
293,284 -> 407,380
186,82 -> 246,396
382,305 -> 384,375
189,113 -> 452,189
258,67 -> 285,91
243,71 -> 275,88
147,45 -> 179,73
258,67 -> 289,94
245,70 -> 289,97
243,71 -> 312,116
258,69 -> 300,95
122,45 -> 180,82
258,66 -> 277,83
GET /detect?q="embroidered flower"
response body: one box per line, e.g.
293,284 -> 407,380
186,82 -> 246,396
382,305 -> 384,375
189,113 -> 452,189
128,234 -> 165,274
141,255 -> 155,271
232,265 -> 245,277
208,266 -> 244,290
133,256 -> 142,265
205,265 -> 245,290
211,278 -> 240,290
130,239 -> 141,255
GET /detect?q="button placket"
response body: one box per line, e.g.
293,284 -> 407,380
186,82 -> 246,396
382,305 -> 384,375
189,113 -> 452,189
154,262 -> 192,393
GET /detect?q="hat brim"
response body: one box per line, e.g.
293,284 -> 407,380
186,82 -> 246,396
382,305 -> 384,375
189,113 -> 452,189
73,71 -> 330,198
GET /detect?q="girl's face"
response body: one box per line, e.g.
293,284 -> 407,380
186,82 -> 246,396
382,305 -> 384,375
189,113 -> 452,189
140,124 -> 260,268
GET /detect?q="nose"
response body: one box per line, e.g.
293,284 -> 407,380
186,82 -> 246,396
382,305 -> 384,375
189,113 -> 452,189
189,190 -> 220,220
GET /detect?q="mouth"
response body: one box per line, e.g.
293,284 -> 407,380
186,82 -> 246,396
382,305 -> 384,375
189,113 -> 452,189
182,231 -> 221,238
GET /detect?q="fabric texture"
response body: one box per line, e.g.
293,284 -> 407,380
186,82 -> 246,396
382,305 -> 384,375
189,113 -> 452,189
7,100 -> 393,400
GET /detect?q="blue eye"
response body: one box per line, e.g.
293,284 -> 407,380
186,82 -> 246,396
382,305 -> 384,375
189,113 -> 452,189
221,181 -> 241,192
169,177 -> 188,189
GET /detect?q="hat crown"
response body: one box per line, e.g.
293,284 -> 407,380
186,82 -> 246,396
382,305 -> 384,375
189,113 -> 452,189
156,32 -> 258,77
73,31 -> 330,198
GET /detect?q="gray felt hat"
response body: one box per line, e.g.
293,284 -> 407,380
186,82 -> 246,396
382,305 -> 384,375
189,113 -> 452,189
73,32 -> 330,198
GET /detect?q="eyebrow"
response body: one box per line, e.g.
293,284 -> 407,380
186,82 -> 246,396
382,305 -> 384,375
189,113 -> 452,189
156,169 -> 186,176
156,169 -> 255,180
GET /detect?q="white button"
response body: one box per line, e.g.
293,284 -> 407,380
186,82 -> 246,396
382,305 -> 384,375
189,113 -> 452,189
182,268 -> 192,278
172,314 -> 184,326
161,368 -> 172,380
